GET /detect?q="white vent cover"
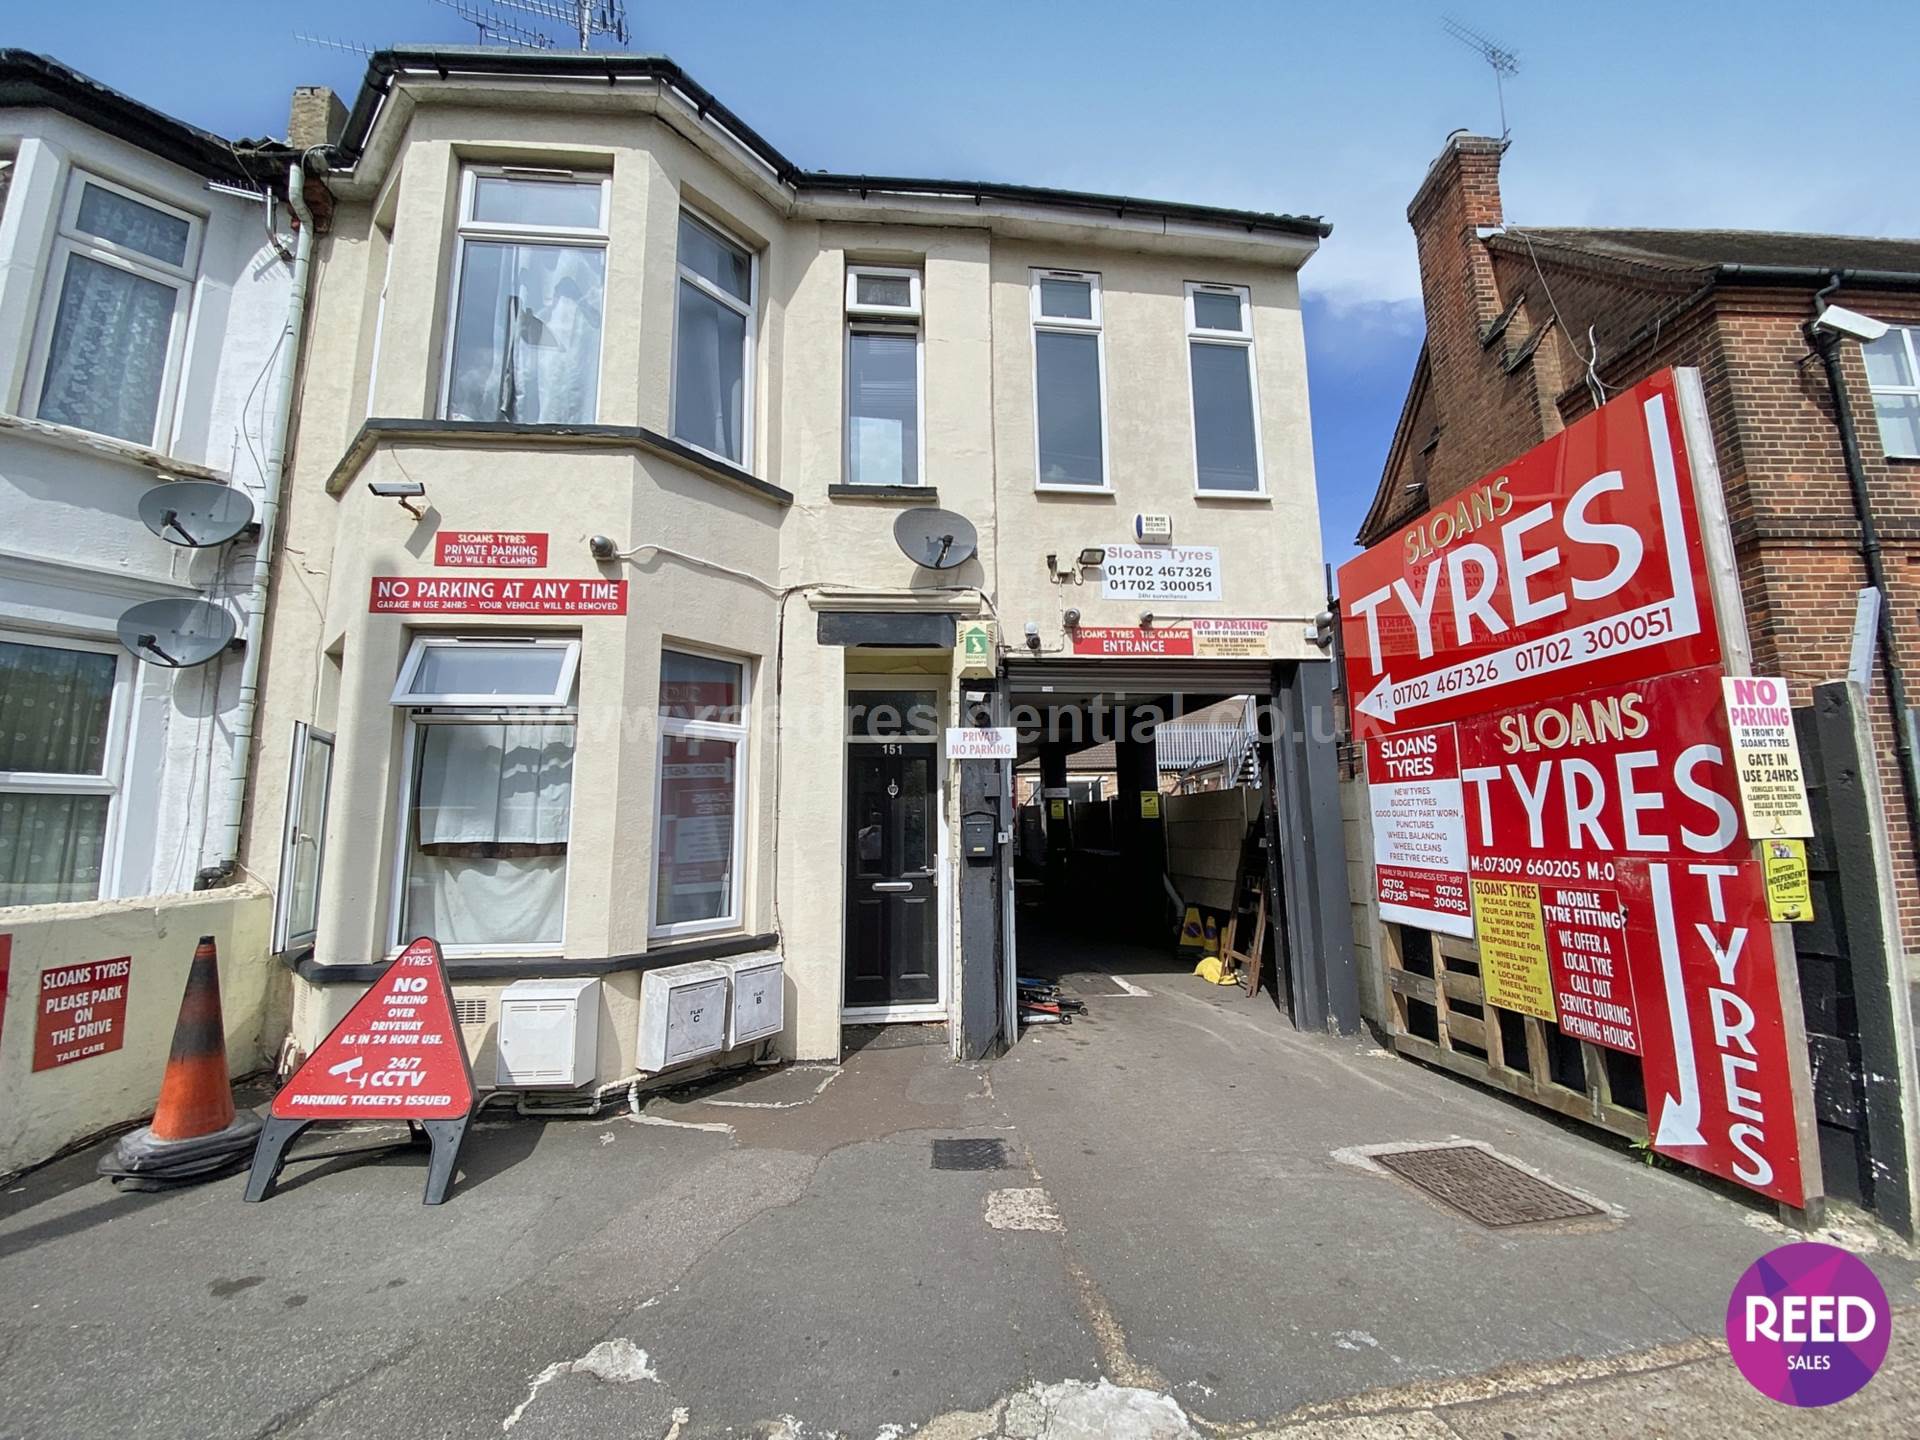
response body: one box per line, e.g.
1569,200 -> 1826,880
454,997 -> 489,1027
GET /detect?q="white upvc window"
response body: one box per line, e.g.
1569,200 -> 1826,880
1030,268 -> 1108,489
26,170 -> 202,449
844,265 -> 924,487
0,632 -> 131,906
1185,282 -> 1265,495
1864,325 -> 1920,460
388,635 -> 580,955
652,647 -> 751,939
672,209 -> 757,467
441,166 -> 609,425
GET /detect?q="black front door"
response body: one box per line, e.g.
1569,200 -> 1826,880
845,746 -> 937,1008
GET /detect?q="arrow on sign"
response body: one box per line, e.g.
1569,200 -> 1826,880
1649,863 -> 1706,1148
1354,676 -> 1396,726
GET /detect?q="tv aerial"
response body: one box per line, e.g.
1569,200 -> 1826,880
138,481 -> 256,548
894,508 -> 978,571
1442,16 -> 1521,139
116,598 -> 239,669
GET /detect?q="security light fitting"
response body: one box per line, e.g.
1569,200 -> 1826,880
367,479 -> 426,518
1810,304 -> 1889,345
1077,547 -> 1106,569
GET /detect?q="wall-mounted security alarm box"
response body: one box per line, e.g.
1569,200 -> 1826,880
638,961 -> 730,1070
963,813 -> 998,859
1134,513 -> 1173,544
496,977 -> 600,1088
720,952 -> 785,1048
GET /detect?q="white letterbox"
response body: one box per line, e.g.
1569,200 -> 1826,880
637,961 -> 729,1071
496,977 -> 600,1088
721,952 -> 785,1048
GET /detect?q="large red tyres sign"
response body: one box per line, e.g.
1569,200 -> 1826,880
1342,370 -> 1813,1209
272,938 -> 474,1121
1337,371 -> 1721,739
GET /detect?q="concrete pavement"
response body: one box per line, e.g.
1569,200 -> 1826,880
0,934 -> 1914,1438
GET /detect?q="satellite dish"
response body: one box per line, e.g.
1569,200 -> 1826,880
893,508 -> 978,571
138,481 -> 255,548
115,598 -> 238,669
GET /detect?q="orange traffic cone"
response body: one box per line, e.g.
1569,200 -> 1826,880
99,935 -> 262,1190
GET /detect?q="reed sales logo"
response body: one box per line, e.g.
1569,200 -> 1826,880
1727,1243 -> 1889,1406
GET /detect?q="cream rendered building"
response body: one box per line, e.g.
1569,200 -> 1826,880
247,49 -> 1354,1089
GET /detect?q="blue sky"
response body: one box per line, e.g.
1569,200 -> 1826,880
12,0 -> 1916,561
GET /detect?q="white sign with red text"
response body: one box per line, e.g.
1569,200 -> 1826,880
1365,724 -> 1473,938
1721,676 -> 1814,839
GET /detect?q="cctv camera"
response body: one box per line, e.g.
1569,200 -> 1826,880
1024,620 -> 1041,652
367,481 -> 425,498
1812,305 -> 1889,345
589,535 -> 618,560
1063,608 -> 1082,629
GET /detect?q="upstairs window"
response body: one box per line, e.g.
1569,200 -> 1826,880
1030,269 -> 1107,488
673,211 -> 755,465
1864,325 -> 1920,460
1185,282 -> 1264,494
845,266 -> 923,487
443,167 -> 608,425
28,172 -> 201,447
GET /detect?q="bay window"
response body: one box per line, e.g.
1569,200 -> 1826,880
1030,269 -> 1107,488
28,171 -> 200,448
390,636 -> 579,952
845,265 -> 923,487
653,648 -> 750,937
673,211 -> 755,465
0,635 -> 127,906
1186,282 -> 1264,494
443,167 -> 608,425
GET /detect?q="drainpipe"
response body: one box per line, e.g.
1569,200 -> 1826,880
1807,275 -> 1920,878
196,156 -> 317,888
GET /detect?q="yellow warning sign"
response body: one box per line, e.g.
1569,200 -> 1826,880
1139,791 -> 1161,819
1048,798 -> 1067,821
1470,878 -> 1556,1022
1764,838 -> 1814,923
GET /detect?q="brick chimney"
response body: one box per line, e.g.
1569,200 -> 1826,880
1407,133 -> 1508,401
287,86 -> 346,151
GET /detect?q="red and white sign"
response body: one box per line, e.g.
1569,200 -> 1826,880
1620,859 -> 1803,1205
1364,725 -> 1472,937
435,531 -> 548,568
369,576 -> 626,616
1337,372 -> 1722,739
33,955 -> 131,1071
1071,626 -> 1194,657
1540,883 -> 1640,1055
1455,668 -> 1744,870
271,938 -> 474,1122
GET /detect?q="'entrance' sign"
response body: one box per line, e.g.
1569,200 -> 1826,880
244,937 -> 476,1205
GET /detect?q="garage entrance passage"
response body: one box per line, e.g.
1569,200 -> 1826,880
1004,659 -> 1309,1032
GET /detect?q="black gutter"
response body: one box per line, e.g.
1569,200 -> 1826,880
332,48 -> 1329,240
1806,277 -> 1920,886
1718,263 -> 1920,290
0,50 -> 257,185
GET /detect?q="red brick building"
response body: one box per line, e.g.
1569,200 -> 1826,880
1359,133 -> 1920,961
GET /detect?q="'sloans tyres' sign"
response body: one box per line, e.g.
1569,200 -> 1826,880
1338,372 -> 1721,737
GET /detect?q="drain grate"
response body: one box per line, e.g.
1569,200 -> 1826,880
932,1138 -> 1009,1171
1372,1144 -> 1601,1227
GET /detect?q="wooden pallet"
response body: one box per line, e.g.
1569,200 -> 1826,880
1382,923 -> 1648,1139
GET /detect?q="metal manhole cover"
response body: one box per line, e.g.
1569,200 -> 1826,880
932,1138 -> 1009,1171
1372,1145 -> 1600,1227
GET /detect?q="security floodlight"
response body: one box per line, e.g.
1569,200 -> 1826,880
1811,305 -> 1889,344
1077,547 -> 1106,568
367,479 -> 426,518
